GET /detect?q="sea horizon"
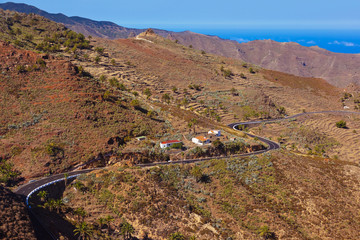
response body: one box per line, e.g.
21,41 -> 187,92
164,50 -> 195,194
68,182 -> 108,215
178,28 -> 360,54
127,24 -> 360,54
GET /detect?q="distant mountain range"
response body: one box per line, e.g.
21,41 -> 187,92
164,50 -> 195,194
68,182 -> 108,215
1,1 -> 360,87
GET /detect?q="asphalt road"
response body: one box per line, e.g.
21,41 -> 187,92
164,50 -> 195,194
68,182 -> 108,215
16,110 -> 360,197
13,110 -> 360,239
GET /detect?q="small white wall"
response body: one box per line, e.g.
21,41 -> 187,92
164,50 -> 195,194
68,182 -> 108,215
160,143 -> 169,149
192,138 -> 203,145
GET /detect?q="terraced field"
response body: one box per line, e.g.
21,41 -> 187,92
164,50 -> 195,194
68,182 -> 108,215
301,114 -> 360,163
258,113 -> 360,164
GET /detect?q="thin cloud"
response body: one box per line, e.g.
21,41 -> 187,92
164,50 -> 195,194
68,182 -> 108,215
307,40 -> 316,44
231,38 -> 249,43
328,40 -> 357,47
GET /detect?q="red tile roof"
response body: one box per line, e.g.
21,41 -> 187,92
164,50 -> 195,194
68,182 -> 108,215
195,136 -> 208,142
161,140 -> 181,144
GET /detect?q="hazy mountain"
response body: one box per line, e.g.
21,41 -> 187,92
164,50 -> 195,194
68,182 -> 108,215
2,1 -> 360,87
0,2 -> 173,39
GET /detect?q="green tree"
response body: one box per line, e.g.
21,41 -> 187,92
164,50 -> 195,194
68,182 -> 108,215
74,222 -> 93,240
44,199 -> 56,212
54,199 -> 63,214
336,120 -> 347,128
105,215 -> 114,234
257,225 -> 276,240
37,190 -> 48,202
230,87 -> 237,96
249,67 -> 255,74
147,110 -> 156,118
120,219 -> 135,240
74,207 -> 87,222
143,88 -> 152,99
103,90 -> 111,100
95,47 -> 104,55
191,166 -> 203,182
212,139 -> 225,154
64,173 -> 69,187
97,217 -> 106,232
162,93 -> 171,104
172,86 -> 178,93
94,55 -> 101,64
168,232 -> 185,240
189,118 -> 197,133
130,99 -> 140,109
111,59 -> 116,65
0,159 -> 20,186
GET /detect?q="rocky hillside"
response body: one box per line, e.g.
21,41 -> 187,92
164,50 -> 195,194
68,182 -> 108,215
29,152 -> 360,239
0,39 -> 168,180
2,2 -> 360,87
0,186 -> 37,239
168,32 -> 360,88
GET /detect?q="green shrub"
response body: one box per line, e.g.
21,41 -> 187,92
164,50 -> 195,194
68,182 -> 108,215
103,90 -> 111,100
16,65 -> 27,73
99,75 -> 107,82
143,88 -> 152,99
95,47 -> 104,54
336,120 -> 347,128
168,232 -> 185,240
94,55 -> 101,63
170,142 -> 183,149
24,34 -> 34,41
45,142 -> 64,158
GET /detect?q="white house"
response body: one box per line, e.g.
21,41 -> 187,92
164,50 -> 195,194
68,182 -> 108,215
208,130 -> 221,136
192,136 -> 211,145
160,140 -> 182,149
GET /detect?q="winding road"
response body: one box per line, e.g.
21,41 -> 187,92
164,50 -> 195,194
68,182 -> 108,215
15,110 -> 360,197
13,110 -> 360,239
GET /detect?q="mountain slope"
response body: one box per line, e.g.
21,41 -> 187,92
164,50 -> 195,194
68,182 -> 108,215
168,32 -> 360,87
2,2 -> 360,87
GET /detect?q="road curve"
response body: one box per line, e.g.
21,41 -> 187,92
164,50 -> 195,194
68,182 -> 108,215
15,110 -> 360,197
13,110 -> 360,239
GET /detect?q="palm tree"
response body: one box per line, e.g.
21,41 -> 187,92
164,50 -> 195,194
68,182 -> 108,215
74,222 -> 93,240
120,219 -> 135,240
97,217 -> 106,229
74,207 -> 87,222
54,199 -> 63,214
37,190 -> 48,202
44,198 -> 56,212
64,173 -> 69,186
105,215 -> 114,234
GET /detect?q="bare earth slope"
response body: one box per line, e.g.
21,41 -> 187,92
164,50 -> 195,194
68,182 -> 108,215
0,186 -> 37,240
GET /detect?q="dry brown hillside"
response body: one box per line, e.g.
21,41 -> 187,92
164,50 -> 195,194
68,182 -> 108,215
168,32 -> 360,87
0,41 -> 169,180
30,151 -> 360,239
0,186 -> 37,239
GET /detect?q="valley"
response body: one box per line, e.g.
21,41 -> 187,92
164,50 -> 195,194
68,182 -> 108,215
0,6 -> 359,240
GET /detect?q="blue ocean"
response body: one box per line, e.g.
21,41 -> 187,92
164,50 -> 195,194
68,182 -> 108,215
171,28 -> 360,54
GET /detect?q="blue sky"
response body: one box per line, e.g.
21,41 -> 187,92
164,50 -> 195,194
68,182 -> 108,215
1,0 -> 360,30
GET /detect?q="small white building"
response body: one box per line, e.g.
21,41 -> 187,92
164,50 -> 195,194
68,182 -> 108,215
160,140 -> 182,149
192,136 -> 211,145
208,130 -> 221,136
